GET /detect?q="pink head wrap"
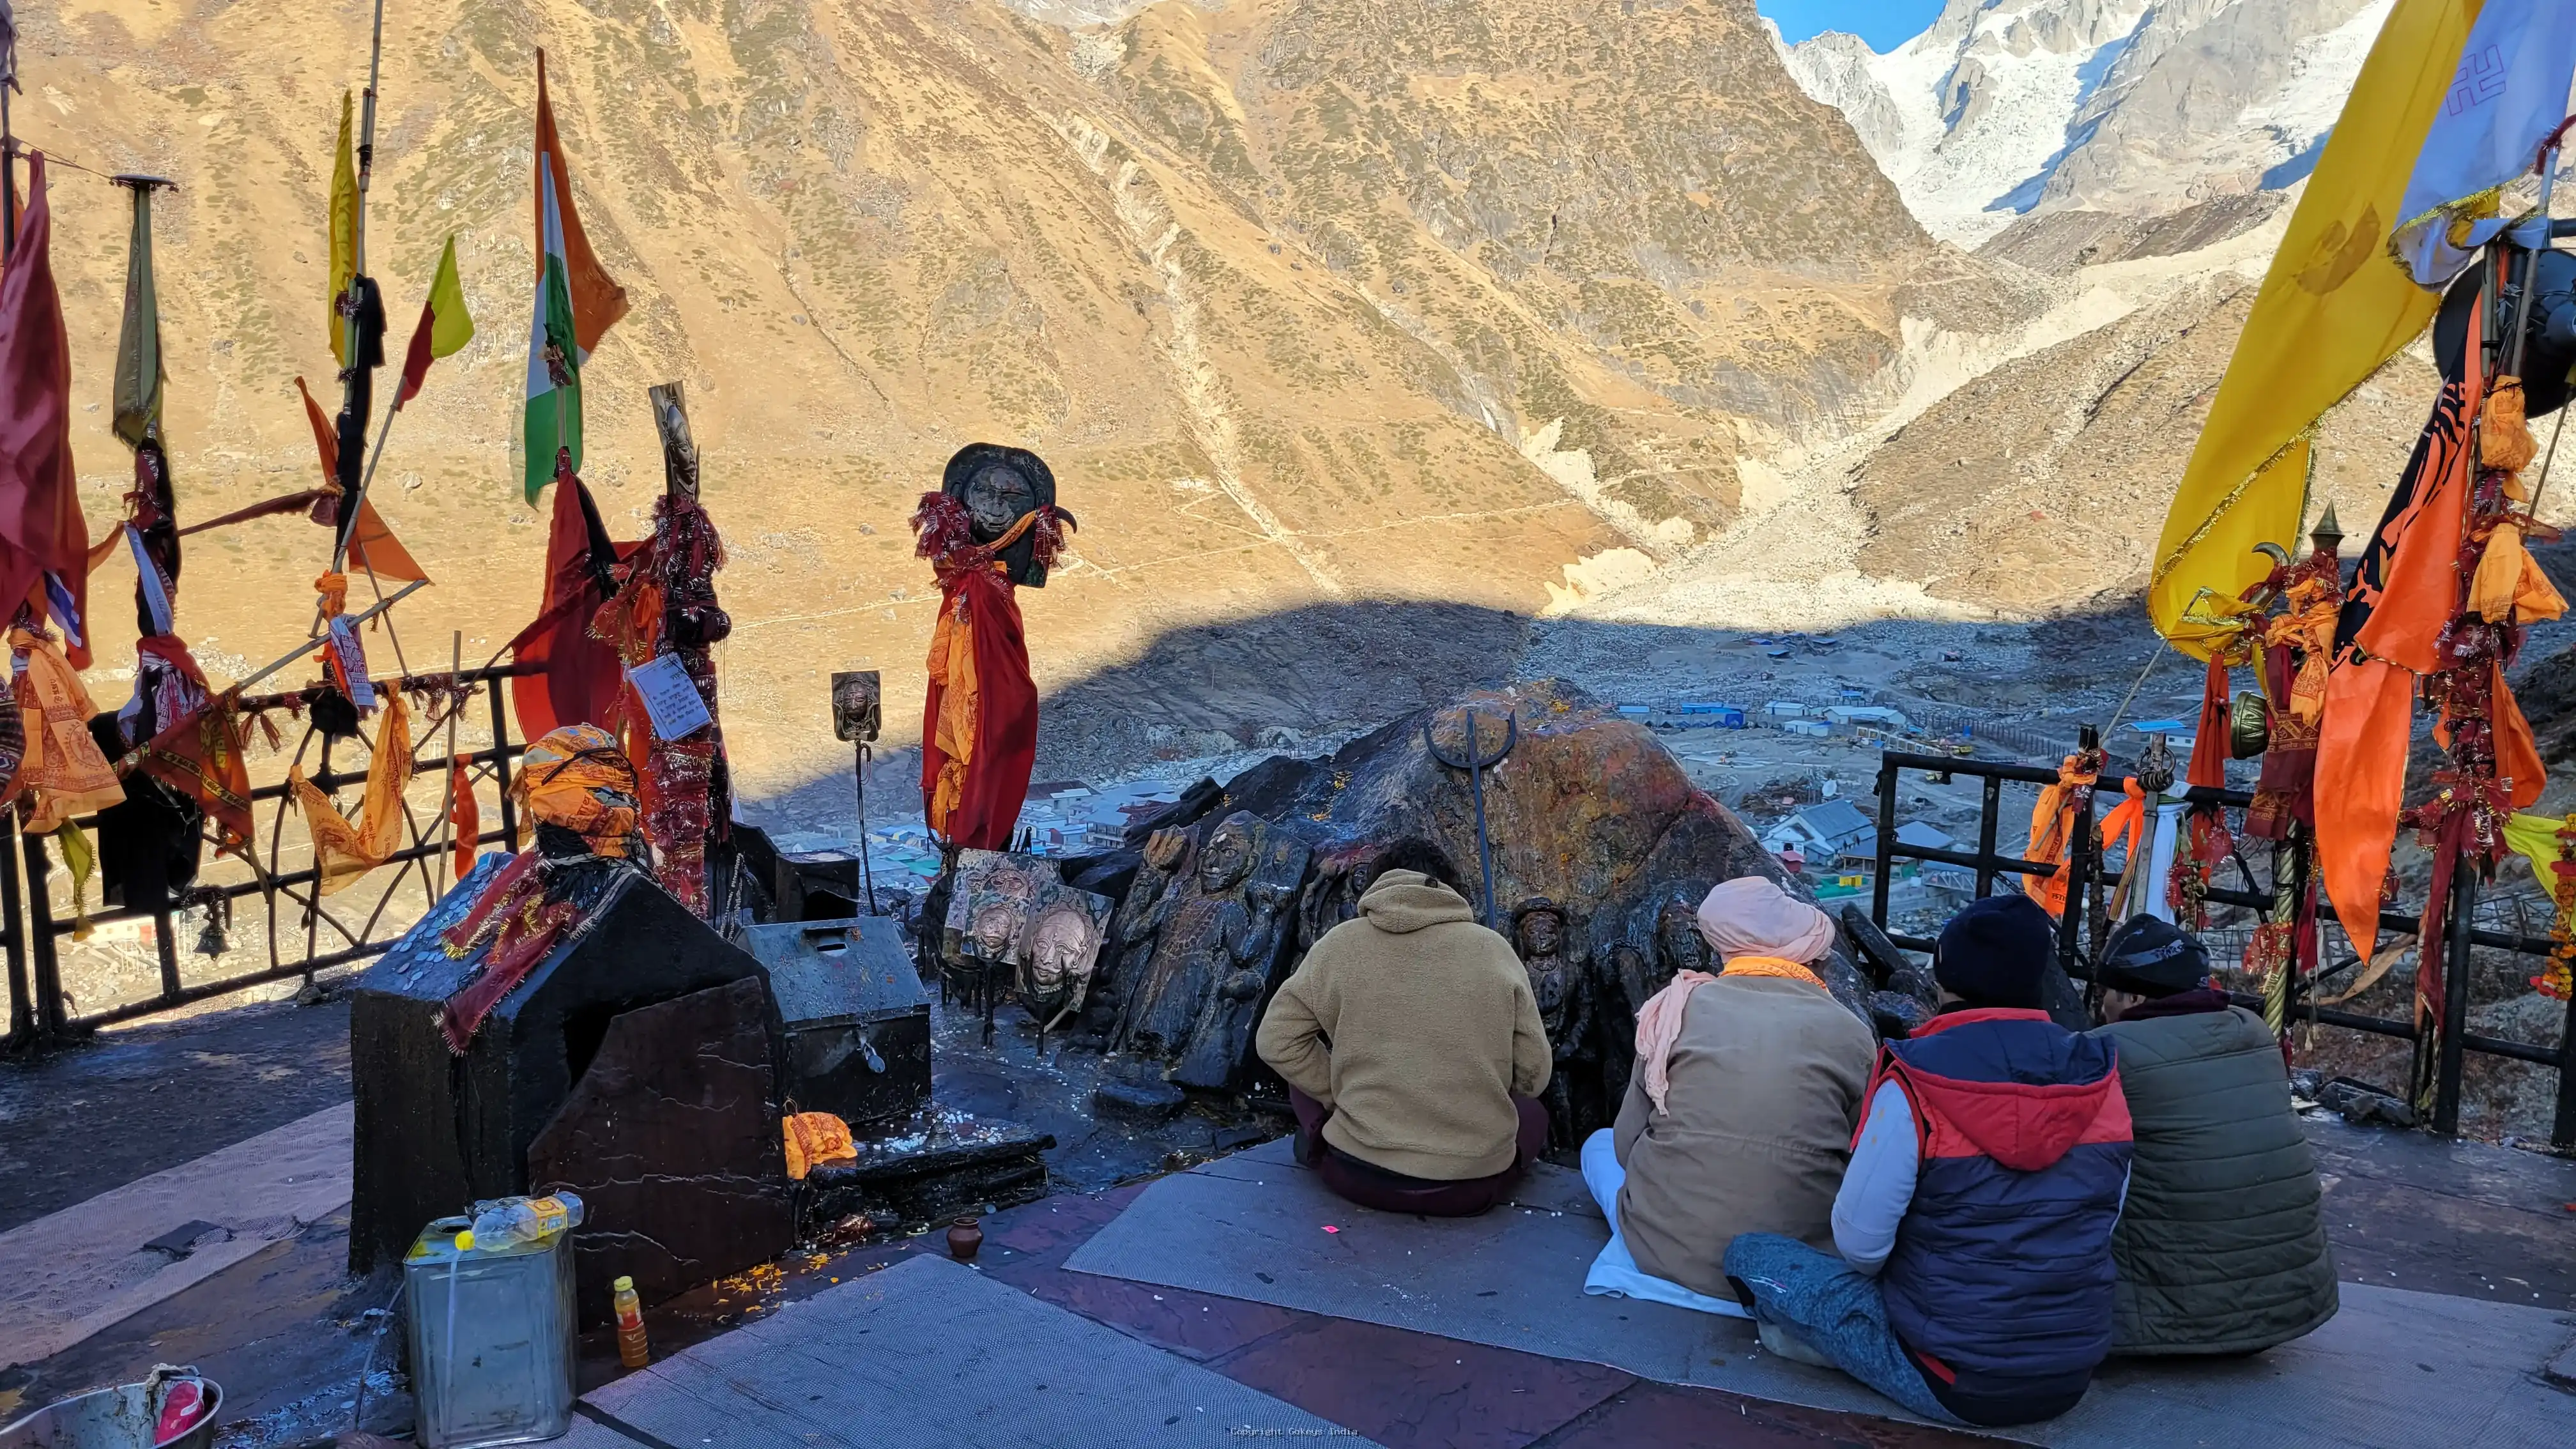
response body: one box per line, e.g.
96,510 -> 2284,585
1694,875 -> 1836,964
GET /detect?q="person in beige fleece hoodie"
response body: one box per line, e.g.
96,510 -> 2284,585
1257,839 -> 1552,1216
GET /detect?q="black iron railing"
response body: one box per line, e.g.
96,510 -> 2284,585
1869,750 -> 2576,1149
2,664 -> 538,1046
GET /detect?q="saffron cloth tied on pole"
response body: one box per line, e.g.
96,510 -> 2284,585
2025,751 -> 2105,919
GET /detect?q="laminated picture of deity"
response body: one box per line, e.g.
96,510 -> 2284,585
1018,883 -> 1112,1030
942,850 -> 1059,966
831,670 -> 882,744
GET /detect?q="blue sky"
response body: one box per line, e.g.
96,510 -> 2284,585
1758,0 -> 1943,52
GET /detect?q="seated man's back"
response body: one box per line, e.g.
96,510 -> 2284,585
2089,917 -> 2337,1355
1258,859 -> 1549,1192
1612,878 -> 1876,1298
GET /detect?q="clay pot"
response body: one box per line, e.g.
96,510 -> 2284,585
946,1216 -> 983,1262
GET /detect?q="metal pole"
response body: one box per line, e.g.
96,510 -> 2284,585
332,388 -> 401,574
2055,793 -> 2093,985
1,814 -> 27,1048
853,742 -> 875,914
2432,862 -> 2479,1135
487,674 -> 519,848
20,817 -> 61,1043
1871,756 -> 1896,928
1974,774 -> 2002,899
2506,144 -> 2561,383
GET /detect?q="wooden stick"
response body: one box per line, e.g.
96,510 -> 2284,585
439,631 -> 461,895
230,578 -> 427,697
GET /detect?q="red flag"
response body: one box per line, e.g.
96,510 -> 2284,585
507,452 -> 633,740
0,154 -> 92,660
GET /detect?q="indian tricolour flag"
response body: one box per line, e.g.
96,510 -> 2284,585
523,49 -> 629,503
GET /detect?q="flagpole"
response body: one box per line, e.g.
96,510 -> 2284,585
331,0 -> 388,572
332,386 -> 400,573
2508,143 -> 2564,383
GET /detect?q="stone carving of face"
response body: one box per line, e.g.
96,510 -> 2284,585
1516,907 -> 1563,959
964,461 -> 1038,540
1030,904 -> 1100,990
831,671 -> 882,744
1198,816 -> 1257,896
967,902 -> 1024,962
1656,901 -> 1706,971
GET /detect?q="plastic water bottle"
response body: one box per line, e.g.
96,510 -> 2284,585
464,1191 -> 585,1251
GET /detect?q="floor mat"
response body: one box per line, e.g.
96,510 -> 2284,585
579,1252 -> 1381,1448
1063,1140 -> 2576,1448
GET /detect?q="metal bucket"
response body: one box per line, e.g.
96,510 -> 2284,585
0,1370 -> 222,1449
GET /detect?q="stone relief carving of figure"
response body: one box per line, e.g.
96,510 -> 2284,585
1110,813 -> 1310,1089
1085,827 -> 1192,1037
1654,898 -> 1709,985
1597,940 -> 1651,1108
1295,841 -> 1384,955
1514,898 -> 1592,1151
1175,831 -> 1312,1089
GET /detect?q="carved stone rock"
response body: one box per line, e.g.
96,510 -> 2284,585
1103,811 -> 1312,1091
1227,677 -> 1869,1143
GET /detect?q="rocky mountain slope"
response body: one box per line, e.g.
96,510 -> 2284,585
17,0 -> 1945,801
1775,0 -> 2391,247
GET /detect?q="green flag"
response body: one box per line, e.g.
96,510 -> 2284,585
111,182 -> 164,448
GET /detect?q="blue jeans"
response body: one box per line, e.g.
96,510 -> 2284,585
1721,1232 -> 1960,1424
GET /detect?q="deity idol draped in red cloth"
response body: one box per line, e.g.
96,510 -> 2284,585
914,445 -> 1074,852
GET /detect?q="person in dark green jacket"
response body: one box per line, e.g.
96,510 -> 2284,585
2089,917 -> 2339,1356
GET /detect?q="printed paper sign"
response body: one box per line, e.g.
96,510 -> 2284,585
629,653 -> 712,740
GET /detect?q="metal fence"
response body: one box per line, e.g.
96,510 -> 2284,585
1,664 -> 539,1049
1869,750 -> 2576,1149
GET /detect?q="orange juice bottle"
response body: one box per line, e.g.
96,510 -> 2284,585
612,1275 -> 649,1369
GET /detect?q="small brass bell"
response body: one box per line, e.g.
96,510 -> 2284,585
2228,691 -> 2272,760
195,919 -> 229,957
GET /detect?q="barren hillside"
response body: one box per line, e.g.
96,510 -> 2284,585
17,0 -> 1973,806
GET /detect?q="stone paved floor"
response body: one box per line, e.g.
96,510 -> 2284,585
591,1183 -> 1990,1449
5,993 -> 2573,1446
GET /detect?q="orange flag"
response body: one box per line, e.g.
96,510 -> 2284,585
2315,659 -> 2416,954
292,376 -> 429,583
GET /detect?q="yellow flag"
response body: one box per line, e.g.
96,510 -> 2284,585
327,91 -> 357,366
2150,0 -> 2482,658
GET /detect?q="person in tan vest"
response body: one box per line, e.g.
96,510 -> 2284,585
1581,876 -> 1876,1314
1257,839 -> 1552,1216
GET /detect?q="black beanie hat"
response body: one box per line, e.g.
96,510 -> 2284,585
1933,894 -> 2055,1009
2099,915 -> 2211,997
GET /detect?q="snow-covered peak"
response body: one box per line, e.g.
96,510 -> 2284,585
1777,0 -> 2390,247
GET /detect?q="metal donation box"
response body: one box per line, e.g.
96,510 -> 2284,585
741,917 -> 931,1128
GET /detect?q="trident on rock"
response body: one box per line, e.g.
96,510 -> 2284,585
1423,707 -> 1517,928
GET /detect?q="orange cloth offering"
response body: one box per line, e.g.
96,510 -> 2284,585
783,1112 -> 858,1180
8,627 -> 124,831
290,689 -> 413,895
512,723 -> 642,855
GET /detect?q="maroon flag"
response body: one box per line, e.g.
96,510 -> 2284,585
0,153 -> 92,661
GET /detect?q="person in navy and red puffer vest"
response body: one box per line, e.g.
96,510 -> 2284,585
1722,894 -> 2133,1427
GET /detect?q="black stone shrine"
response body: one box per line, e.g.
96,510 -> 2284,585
348,854 -> 791,1312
